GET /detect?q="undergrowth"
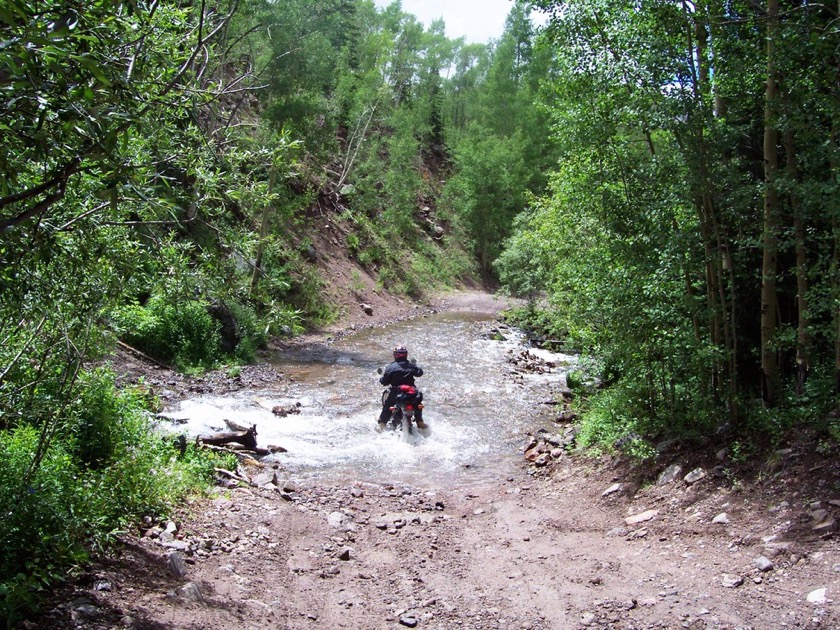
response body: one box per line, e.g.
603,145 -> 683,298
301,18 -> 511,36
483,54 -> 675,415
0,369 -> 233,627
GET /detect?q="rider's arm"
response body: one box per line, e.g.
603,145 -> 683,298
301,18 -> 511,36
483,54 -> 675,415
379,365 -> 392,385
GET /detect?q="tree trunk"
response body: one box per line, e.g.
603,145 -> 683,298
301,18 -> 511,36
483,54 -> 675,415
250,167 -> 278,299
761,0 -> 781,407
785,129 -> 810,395
831,124 -> 840,398
687,1 -> 738,421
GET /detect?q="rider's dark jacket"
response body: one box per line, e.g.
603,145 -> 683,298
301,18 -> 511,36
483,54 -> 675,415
380,359 -> 423,387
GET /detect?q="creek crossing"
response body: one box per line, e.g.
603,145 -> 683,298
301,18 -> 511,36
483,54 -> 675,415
164,312 -> 575,489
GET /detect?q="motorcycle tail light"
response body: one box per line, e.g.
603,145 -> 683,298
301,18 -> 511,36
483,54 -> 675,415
406,405 -> 414,410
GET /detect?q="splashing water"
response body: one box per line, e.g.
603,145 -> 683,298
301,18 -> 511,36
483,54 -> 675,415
163,312 -> 576,488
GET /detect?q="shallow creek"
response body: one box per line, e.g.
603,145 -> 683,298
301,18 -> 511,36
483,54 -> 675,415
163,312 -> 575,489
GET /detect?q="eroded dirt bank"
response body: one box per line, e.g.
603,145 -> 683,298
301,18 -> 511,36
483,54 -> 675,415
33,291 -> 840,630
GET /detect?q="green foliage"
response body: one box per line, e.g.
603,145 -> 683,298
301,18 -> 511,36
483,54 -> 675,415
496,0 -> 840,451
111,295 -> 222,371
69,369 -> 127,469
446,128 -> 530,272
576,389 -> 641,452
0,372 -> 229,625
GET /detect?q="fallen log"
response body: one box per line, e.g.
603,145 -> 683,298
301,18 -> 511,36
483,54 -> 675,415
214,467 -> 251,485
201,443 -> 256,462
198,425 -> 258,450
254,445 -> 288,456
224,418 -> 251,432
116,340 -> 175,370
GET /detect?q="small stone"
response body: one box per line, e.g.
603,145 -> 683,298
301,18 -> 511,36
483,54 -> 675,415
763,541 -> 792,557
712,513 -> 730,524
337,547 -> 353,561
721,574 -> 743,588
807,588 -> 827,604
327,512 -> 346,528
144,526 -> 162,539
753,556 -> 774,572
580,612 -> 596,626
167,551 -> 187,578
657,464 -> 683,485
177,582 -> 204,602
602,483 -> 622,497
399,615 -> 419,628
70,600 -> 100,622
684,468 -> 706,484
625,509 -> 657,525
534,453 -> 551,467
812,512 -> 837,534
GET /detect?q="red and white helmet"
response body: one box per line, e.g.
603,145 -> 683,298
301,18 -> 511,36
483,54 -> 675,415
393,345 -> 408,360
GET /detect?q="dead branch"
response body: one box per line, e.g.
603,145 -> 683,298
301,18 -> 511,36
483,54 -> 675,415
115,340 -> 174,370
213,467 -> 251,484
199,424 -> 258,450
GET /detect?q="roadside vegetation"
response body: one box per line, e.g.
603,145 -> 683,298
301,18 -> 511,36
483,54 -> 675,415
1,0 -> 838,623
496,0 -> 840,460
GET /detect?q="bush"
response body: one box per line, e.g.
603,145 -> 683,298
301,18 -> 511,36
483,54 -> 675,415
226,301 -> 267,363
0,371 -> 232,625
111,294 -> 222,370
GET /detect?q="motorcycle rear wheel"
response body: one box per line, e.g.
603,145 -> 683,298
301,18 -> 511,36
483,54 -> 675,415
402,410 -> 414,435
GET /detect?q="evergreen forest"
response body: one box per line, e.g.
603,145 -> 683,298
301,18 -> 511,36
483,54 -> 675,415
0,0 -> 837,620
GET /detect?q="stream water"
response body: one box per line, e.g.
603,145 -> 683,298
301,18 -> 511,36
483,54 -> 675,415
163,312 -> 575,489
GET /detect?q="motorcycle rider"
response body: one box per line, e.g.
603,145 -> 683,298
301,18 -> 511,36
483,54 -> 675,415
378,344 -> 428,431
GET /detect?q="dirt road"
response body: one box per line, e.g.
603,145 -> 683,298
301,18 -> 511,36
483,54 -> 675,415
43,449 -> 839,629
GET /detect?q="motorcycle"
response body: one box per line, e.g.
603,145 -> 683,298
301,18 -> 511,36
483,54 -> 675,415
377,365 -> 427,436
383,384 -> 424,434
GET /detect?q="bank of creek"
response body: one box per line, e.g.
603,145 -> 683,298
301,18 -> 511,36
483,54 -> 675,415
37,293 -> 840,629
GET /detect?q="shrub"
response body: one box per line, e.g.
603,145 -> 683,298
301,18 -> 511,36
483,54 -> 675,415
0,371 -> 232,625
226,301 -> 267,363
111,294 -> 222,370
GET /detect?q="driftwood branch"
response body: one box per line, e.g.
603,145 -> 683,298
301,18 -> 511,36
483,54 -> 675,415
201,443 -> 254,460
116,340 -> 174,370
214,467 -> 251,484
198,424 -> 258,450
